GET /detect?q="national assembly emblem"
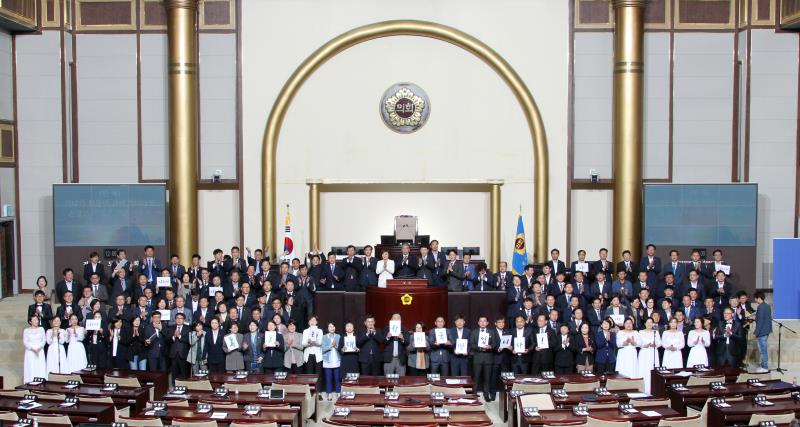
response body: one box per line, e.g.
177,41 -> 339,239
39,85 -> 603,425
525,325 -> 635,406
380,83 -> 430,133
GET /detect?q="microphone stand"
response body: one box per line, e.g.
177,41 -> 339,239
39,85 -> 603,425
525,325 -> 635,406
772,319 -> 796,374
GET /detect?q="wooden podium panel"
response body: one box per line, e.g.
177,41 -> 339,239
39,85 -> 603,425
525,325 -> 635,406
365,286 -> 448,329
386,279 -> 428,288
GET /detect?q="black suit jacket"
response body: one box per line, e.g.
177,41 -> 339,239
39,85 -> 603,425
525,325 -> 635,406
713,319 -> 744,359
640,256 -> 662,283
320,264 -> 343,290
356,329 -> 383,363
591,260 -> 614,283
55,280 -> 82,304
56,303 -> 82,323
28,303 -> 53,326
83,263 -> 106,283
224,258 -> 248,276
207,260 -> 226,279
493,272 -> 513,291
546,260 -> 567,277
394,254 -> 418,278
203,330 -> 226,364
381,326 -> 409,364
615,261 -> 640,279
110,278 -> 132,302
340,257 -> 363,291
469,328 -> 497,363
168,324 -> 191,359
360,257 -> 379,287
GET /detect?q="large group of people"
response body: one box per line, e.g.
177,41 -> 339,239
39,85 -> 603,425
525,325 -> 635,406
21,242 -> 773,402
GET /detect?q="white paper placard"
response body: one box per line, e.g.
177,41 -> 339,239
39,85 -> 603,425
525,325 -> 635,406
344,336 -> 356,350
500,334 -> 512,349
224,333 -> 239,350
719,265 -> 731,275
536,333 -> 549,349
478,331 -> 490,347
455,338 -> 468,355
576,262 -> 589,273
413,332 -> 426,348
434,328 -> 448,345
611,314 -> 624,326
86,319 -> 101,331
389,320 -> 402,337
158,309 -> 171,321
308,326 -> 319,342
208,286 -> 223,296
264,331 -> 277,347
513,337 -> 526,353
156,277 -> 172,288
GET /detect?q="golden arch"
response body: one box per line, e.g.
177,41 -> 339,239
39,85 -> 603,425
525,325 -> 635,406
261,20 -> 549,262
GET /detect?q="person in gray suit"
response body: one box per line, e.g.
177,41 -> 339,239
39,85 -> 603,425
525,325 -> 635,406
441,249 -> 465,292
241,320 -> 264,373
427,316 -> 452,375
753,292 -> 772,373
87,273 -> 109,305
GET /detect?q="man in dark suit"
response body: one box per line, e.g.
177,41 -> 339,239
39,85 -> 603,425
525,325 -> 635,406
224,246 -> 248,277
83,251 -> 106,284
428,240 -> 445,287
493,262 -> 512,291
246,247 -> 268,276
586,298 -> 604,332
707,270 -> 733,308
663,250 -> 688,289
207,249 -> 226,279
381,313 -> 409,375
428,316 -> 452,375
223,271 -> 244,303
569,250 -> 591,284
203,323 -> 226,372
296,265 -> 319,294
703,249 -> 731,282
107,294 -> 133,325
167,254 -> 186,283
469,315 -> 497,401
87,273 -> 110,304
416,246 -> 437,285
590,271 -> 612,303
546,249 -> 567,279
110,269 -> 132,304
341,245 -> 363,292
394,244 -> 418,279
474,263 -> 495,292
506,276 -> 527,324
488,317 -> 511,400
139,245 -> 162,285
357,315 -> 383,375
714,307 -> 744,367
640,244 -> 662,284
28,291 -> 53,328
144,311 -> 167,371
679,294 -> 702,323
615,250 -> 639,280
530,314 -> 557,374
681,270 -> 706,301
442,249 -> 465,292
56,291 -> 82,324
555,283 -> 577,314
186,254 -> 203,282
449,315 -> 471,376
55,268 -> 81,305
360,245 -> 379,287
110,249 -> 135,280
702,296 -> 722,325
168,313 -> 191,378
320,252 -> 344,290
592,248 -> 614,283
509,315 -> 531,374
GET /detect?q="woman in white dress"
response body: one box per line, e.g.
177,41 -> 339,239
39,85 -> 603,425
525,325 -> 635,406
65,313 -> 87,373
615,317 -> 639,379
23,315 -> 47,383
45,316 -> 68,374
636,317 -> 661,393
661,318 -> 686,369
686,318 -> 711,367
375,250 -> 395,288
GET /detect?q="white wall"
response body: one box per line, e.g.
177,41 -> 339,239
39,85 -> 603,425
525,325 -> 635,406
15,30 -> 63,289
198,190 -> 240,259
0,30 -> 13,121
570,189 -> 613,259
199,33 -> 237,181
573,32 -> 612,180
0,168 -> 14,210
241,0 -> 570,262
643,32 -> 670,180
140,34 -> 169,180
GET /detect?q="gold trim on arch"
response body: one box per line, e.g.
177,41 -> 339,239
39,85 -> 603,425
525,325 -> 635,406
261,20 -> 550,262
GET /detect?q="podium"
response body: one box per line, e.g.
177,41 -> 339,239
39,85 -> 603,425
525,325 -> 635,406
365,285 -> 447,329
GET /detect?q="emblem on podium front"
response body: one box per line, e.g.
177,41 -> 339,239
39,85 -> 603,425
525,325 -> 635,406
400,293 -> 413,305
380,83 -> 430,133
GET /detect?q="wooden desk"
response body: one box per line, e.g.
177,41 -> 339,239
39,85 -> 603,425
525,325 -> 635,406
341,375 -> 474,390
666,380 -> 800,415
77,368 -> 169,399
649,366 -> 743,398
334,393 -> 481,408
706,397 -> 800,427
0,396 -> 115,423
200,373 -> 318,390
519,406 -> 679,427
551,390 -> 640,407
16,381 -> 150,413
163,391 -> 307,427
137,404 -> 298,426
327,408 -> 490,426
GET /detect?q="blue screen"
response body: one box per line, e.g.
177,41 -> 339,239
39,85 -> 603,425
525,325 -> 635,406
643,184 -> 757,246
53,184 -> 166,246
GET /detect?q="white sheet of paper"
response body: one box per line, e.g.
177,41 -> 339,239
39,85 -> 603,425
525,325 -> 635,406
413,332 -> 426,348
224,333 -> 239,350
500,334 -> 512,349
455,338 -> 468,355
627,393 -> 650,398
210,412 -> 228,419
389,320 -> 401,337
434,328 -> 448,345
611,314 -> 624,326
344,335 -> 356,350
158,309 -> 171,321
156,277 -> 171,288
576,262 -> 589,273
536,333 -> 549,349
478,331 -> 490,347
86,319 -> 101,331
264,331 -> 277,347
208,286 -> 223,296
308,326 -> 319,342
642,410 -> 662,417
720,265 -> 731,275
513,337 -> 526,353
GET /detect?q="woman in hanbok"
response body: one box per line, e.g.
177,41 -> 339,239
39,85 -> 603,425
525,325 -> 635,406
65,313 -> 87,373
662,318 -> 686,369
636,317 -> 661,393
687,318 -> 711,367
45,317 -> 68,374
615,317 -> 639,379
23,315 -> 47,382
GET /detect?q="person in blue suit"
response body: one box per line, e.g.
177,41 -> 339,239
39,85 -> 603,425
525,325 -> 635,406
594,318 -> 616,374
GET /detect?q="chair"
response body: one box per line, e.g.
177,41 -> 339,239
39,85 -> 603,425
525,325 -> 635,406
32,390 -> 66,400
27,413 -> 73,426
334,403 -> 376,411
0,410 -> 19,422
170,419 -> 218,427
630,397 -> 671,408
116,416 -> 164,427
48,373 -> 83,383
687,395 -> 744,420
270,383 -> 314,420
319,419 -> 350,427
656,415 -> 703,427
229,423 -> 278,427
585,416 -> 632,427
430,384 -> 467,395
748,412 -> 798,424
563,381 -> 600,393
446,423 -> 493,427
442,403 -> 485,412
764,392 -> 793,399
340,385 -> 380,394
199,399 -> 240,409
79,395 -> 130,417
685,375 -> 724,387
604,378 -> 644,392
543,423 -> 589,427
511,382 -> 552,393
0,389 -> 28,397
392,385 -> 431,394
166,398 -> 190,407
223,382 -> 263,393
104,374 -> 142,388
175,378 -> 214,391
387,404 -> 431,412
519,393 -> 556,410
581,400 -> 619,409
736,372 -> 772,383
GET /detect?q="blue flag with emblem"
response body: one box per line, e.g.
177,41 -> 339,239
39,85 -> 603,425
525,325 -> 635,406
512,210 -> 528,275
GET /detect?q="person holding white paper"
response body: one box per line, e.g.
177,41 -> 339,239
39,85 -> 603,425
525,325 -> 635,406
428,316 -> 452,375
530,314 -> 556,374
449,315 -> 471,376
488,317 -> 511,400
407,322 -> 430,376
510,315 -> 531,374
302,316 -> 323,391
223,323 -> 244,372
321,322 -> 341,400
382,313 -> 408,375
23,315 -> 47,383
262,320 -> 285,374
469,315 -> 496,401
338,321 -> 359,376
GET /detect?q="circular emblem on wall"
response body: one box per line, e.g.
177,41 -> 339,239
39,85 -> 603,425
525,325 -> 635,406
380,83 -> 430,133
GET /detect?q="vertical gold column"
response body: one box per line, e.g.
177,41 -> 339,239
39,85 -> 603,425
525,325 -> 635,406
165,0 -> 199,263
489,181 -> 502,272
612,0 -> 646,260
308,181 -> 321,252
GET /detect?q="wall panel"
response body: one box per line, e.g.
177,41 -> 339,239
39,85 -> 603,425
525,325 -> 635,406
199,33 -> 236,181
0,31 -> 12,121
140,33 -> 168,181
643,32 -> 671,180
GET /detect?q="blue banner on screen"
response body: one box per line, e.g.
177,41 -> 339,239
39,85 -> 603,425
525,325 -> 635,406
773,238 -> 800,320
53,184 -> 166,247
